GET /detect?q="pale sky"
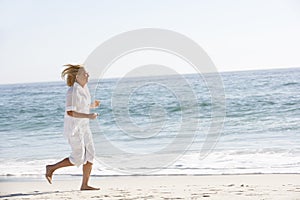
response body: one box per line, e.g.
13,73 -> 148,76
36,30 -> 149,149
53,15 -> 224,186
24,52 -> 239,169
1,0 -> 300,84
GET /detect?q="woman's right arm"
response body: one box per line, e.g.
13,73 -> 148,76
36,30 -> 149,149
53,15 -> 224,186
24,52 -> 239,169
67,111 -> 98,119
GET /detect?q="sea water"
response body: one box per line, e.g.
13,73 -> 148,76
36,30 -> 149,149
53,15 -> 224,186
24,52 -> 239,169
0,68 -> 299,179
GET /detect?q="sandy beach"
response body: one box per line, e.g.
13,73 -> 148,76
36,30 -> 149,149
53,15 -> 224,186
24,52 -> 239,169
1,174 -> 299,199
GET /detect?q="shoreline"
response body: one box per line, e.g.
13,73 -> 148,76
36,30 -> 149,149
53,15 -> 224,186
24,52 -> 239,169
1,172 -> 300,182
1,174 -> 300,199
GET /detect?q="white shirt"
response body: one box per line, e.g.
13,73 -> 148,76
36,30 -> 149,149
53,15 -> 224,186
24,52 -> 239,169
63,82 -> 91,138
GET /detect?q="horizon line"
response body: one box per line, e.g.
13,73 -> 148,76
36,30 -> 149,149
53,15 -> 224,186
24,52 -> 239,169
1,66 -> 299,86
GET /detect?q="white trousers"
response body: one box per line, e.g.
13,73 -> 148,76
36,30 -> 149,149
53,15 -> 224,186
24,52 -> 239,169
68,125 -> 95,166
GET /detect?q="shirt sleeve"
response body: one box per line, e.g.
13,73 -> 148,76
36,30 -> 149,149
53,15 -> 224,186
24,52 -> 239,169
65,88 -> 77,111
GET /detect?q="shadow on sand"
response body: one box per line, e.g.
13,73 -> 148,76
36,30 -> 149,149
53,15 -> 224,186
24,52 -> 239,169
0,190 -> 76,199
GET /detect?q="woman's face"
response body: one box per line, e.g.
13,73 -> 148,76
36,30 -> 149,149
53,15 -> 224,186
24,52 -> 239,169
76,67 -> 89,86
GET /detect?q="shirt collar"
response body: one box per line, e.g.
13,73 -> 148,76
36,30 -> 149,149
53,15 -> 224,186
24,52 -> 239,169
74,81 -> 86,89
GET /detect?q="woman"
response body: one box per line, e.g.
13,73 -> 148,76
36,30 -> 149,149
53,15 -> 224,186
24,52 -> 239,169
46,64 -> 100,190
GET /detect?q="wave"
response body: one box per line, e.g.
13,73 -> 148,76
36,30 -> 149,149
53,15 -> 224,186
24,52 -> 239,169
281,82 -> 299,87
1,148 -> 299,179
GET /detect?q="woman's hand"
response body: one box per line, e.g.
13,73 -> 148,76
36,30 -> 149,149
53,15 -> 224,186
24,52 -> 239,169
88,113 -> 99,120
94,100 -> 100,108
91,100 -> 100,109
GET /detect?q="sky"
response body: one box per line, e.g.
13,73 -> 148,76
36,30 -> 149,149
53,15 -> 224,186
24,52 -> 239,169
0,0 -> 300,84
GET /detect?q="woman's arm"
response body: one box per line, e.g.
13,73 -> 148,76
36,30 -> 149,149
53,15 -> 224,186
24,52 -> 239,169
67,111 -> 98,119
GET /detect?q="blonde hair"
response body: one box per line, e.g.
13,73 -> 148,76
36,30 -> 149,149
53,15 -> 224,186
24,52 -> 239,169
61,64 -> 83,86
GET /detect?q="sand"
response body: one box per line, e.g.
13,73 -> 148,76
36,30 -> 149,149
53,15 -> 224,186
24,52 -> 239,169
1,174 -> 300,199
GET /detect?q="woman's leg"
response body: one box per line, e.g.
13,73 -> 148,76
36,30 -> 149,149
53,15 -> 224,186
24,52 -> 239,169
46,158 -> 73,184
81,161 -> 100,190
80,127 -> 99,190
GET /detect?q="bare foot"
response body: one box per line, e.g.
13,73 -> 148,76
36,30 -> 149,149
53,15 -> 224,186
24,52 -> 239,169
45,165 -> 54,184
80,185 -> 100,190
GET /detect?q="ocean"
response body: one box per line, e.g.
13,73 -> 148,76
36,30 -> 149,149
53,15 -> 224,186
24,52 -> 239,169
0,68 -> 299,179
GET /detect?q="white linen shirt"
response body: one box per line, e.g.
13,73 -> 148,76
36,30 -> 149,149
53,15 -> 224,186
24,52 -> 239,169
63,82 -> 91,138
